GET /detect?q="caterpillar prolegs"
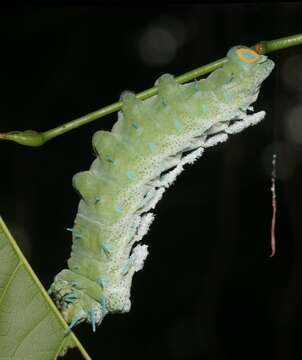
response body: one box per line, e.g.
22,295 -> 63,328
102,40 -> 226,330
49,46 -> 275,331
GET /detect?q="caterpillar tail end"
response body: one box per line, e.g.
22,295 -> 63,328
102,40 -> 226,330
49,277 -> 105,332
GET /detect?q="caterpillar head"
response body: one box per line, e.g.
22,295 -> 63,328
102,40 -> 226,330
226,45 -> 275,87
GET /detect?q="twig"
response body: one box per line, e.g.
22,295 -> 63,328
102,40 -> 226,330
1,33 -> 302,147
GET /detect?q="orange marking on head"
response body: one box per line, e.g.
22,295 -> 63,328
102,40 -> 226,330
236,48 -> 260,64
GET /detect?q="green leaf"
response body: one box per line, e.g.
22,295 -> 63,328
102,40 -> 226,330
0,217 -> 91,360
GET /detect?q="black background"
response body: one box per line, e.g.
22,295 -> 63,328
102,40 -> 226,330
1,4 -> 302,360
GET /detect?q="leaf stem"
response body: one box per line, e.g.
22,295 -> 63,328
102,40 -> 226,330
1,33 -> 302,147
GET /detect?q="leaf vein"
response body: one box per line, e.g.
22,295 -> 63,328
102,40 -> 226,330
0,262 -> 22,308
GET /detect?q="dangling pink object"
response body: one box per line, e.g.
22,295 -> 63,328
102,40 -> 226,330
270,154 -> 277,257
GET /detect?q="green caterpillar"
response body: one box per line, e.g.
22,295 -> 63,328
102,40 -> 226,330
49,45 -> 274,332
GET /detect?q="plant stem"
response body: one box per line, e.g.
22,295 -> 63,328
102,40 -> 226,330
263,33 -> 302,53
1,33 -> 302,147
